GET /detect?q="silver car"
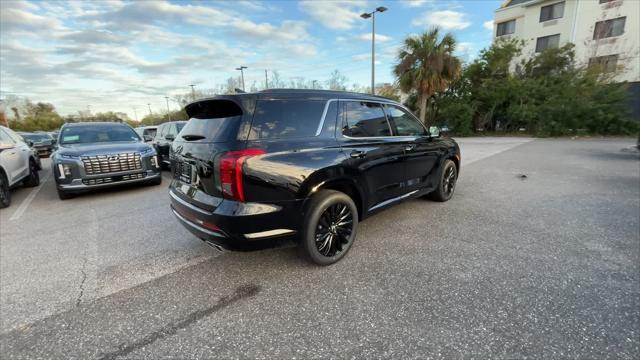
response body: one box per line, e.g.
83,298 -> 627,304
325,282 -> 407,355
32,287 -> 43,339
0,126 -> 42,208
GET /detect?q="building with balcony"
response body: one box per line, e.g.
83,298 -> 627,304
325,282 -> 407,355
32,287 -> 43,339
493,0 -> 640,117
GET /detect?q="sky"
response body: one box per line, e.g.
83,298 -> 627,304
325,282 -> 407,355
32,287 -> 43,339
0,0 -> 501,119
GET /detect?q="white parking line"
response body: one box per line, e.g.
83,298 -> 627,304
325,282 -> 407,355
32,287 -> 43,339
9,173 -> 51,221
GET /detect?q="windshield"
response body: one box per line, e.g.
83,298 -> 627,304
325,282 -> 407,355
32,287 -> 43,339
60,125 -> 141,145
21,133 -> 51,142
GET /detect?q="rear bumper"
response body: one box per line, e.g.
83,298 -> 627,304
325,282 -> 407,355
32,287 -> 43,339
169,187 -> 302,251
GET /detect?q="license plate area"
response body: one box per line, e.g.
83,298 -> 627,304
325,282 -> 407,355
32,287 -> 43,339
176,162 -> 193,184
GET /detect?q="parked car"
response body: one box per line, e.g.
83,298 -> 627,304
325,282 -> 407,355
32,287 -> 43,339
135,126 -> 158,142
18,132 -> 54,158
151,121 -> 186,169
0,126 -> 42,208
169,90 -> 461,265
52,122 -> 162,200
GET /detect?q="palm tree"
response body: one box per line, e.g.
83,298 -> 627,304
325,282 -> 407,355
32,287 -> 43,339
394,27 -> 462,126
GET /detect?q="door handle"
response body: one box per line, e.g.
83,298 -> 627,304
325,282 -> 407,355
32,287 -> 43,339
350,150 -> 366,159
404,144 -> 416,152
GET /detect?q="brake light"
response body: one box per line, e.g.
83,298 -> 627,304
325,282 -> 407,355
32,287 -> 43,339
219,148 -> 265,202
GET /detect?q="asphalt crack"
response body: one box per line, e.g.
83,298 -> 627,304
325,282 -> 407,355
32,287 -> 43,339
97,284 -> 261,360
75,253 -> 88,307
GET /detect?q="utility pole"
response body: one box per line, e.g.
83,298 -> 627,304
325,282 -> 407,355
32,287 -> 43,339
235,66 -> 247,91
147,103 -> 152,116
189,84 -> 196,101
361,6 -> 387,95
265,69 -> 269,89
132,106 -> 138,122
165,96 -> 171,121
312,80 -> 318,89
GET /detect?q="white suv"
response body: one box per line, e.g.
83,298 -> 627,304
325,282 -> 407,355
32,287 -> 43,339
0,126 -> 42,208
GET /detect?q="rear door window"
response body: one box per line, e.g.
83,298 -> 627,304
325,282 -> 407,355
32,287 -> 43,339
385,105 -> 427,136
249,99 -> 325,139
341,101 -> 391,137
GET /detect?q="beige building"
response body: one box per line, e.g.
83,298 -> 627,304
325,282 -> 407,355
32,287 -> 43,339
493,0 -> 640,118
493,0 -> 639,83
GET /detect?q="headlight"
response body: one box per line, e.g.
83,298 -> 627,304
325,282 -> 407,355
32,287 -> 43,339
60,153 -> 79,159
57,163 -> 73,179
140,147 -> 156,156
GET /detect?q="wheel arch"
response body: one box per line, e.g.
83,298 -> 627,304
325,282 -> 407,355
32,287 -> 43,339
303,177 -> 366,221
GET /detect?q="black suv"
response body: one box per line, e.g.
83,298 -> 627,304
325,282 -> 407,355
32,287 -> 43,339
152,121 -> 186,169
169,90 -> 460,265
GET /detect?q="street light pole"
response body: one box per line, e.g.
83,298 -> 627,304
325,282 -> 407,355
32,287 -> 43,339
165,96 -> 171,121
235,66 -> 247,91
189,84 -> 196,101
147,103 -> 152,116
312,80 -> 318,89
361,6 -> 387,95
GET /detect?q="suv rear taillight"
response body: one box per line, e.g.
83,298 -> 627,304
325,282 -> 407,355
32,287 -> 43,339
219,148 -> 265,202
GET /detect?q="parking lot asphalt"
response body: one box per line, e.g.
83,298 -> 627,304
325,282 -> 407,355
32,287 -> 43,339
1,137 -> 638,359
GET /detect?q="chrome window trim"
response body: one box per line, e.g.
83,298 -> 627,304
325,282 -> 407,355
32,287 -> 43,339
316,98 -> 423,139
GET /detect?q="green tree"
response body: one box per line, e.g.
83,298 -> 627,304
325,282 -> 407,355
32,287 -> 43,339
394,27 -> 462,126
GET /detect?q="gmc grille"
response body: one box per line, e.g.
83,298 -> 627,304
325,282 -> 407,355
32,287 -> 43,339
82,153 -> 142,175
82,172 -> 146,185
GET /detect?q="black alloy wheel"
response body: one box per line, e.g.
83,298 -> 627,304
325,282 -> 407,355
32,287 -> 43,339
428,159 -> 457,202
315,203 -> 354,257
442,163 -> 457,197
23,160 -> 40,187
300,190 -> 358,265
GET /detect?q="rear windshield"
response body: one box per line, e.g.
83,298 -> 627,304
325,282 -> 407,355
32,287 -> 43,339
178,100 -> 243,142
60,125 -> 140,145
248,99 -> 325,139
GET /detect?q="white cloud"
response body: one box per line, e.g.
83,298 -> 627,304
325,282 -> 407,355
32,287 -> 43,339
401,0 -> 432,8
412,10 -> 472,30
483,20 -> 494,30
356,33 -> 392,43
299,0 -> 366,30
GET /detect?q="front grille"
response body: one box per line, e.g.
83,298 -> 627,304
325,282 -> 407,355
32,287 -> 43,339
82,153 -> 142,175
82,172 -> 146,185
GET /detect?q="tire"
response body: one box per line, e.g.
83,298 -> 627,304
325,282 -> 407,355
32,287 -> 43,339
299,190 -> 358,266
0,172 -> 11,209
23,159 -> 40,188
427,159 -> 458,202
57,187 -> 74,200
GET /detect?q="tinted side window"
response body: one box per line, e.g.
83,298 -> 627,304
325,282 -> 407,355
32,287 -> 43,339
168,124 -> 177,136
385,105 -> 427,136
0,129 -> 15,144
4,127 -> 26,144
342,101 -> 390,137
157,124 -> 166,139
249,100 -> 325,139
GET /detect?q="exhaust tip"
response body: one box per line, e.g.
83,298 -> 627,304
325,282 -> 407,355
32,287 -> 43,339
204,240 -> 224,252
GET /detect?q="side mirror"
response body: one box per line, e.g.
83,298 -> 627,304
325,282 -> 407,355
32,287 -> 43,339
428,126 -> 441,138
143,135 -> 153,142
165,134 -> 175,141
26,140 -> 35,147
